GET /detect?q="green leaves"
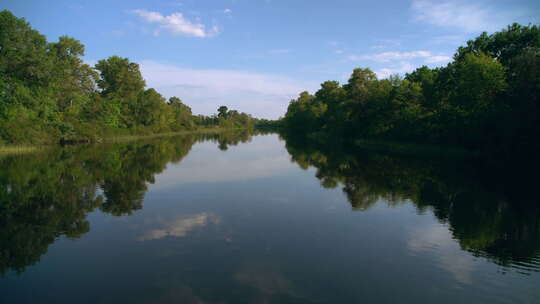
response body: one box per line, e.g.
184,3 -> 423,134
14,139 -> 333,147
218,105 -> 229,118
282,23 -> 539,154
0,10 -> 256,145
95,56 -> 146,99
455,23 -> 540,66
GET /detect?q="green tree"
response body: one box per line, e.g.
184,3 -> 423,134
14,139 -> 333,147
0,10 -> 257,145
48,36 -> 98,111
218,106 -> 229,118
94,56 -> 146,99
344,68 -> 378,101
0,10 -> 51,86
454,23 -> 540,65
405,66 -> 439,110
442,53 -> 508,147
169,97 -> 194,130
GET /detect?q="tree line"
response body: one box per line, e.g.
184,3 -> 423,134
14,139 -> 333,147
0,10 -> 256,145
281,23 -> 539,159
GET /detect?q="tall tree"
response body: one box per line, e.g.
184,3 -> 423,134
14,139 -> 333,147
218,106 -> 229,118
454,23 -> 540,65
94,56 -> 146,99
48,36 -> 98,110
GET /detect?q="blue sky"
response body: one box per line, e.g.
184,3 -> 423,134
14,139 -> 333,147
2,0 -> 538,119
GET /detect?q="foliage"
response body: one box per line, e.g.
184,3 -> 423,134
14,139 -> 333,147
0,10 -> 256,145
281,23 -> 540,159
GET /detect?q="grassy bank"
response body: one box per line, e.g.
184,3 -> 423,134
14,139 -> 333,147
0,128 -> 246,156
101,127 -> 243,143
0,145 -> 42,156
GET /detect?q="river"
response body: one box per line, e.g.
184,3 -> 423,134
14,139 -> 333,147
1,131 -> 538,303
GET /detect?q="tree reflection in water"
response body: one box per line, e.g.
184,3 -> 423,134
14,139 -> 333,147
283,133 -> 540,274
0,130 -> 254,275
1,129 -> 538,277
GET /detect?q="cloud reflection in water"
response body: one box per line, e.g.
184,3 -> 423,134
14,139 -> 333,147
138,213 -> 220,241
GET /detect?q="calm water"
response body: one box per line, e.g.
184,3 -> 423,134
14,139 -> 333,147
1,132 -> 539,303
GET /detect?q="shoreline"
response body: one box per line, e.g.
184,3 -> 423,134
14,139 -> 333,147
0,127 -> 247,156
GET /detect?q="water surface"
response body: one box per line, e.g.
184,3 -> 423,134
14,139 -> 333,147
1,132 -> 539,303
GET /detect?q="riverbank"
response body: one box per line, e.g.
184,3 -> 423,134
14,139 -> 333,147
0,145 -> 41,156
0,127 -> 248,156
100,128 -> 245,143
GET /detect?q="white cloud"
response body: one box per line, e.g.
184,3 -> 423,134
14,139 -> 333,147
151,135 -> 297,188
347,50 -> 452,71
424,55 -> 452,64
335,50 -> 344,54
131,9 -> 218,38
139,60 -> 313,119
375,62 -> 415,79
411,0 -> 534,33
348,51 -> 431,62
224,8 -> 232,14
138,213 -> 220,241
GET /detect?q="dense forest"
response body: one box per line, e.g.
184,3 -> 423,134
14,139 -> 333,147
281,23 -> 540,160
0,10 -> 257,145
